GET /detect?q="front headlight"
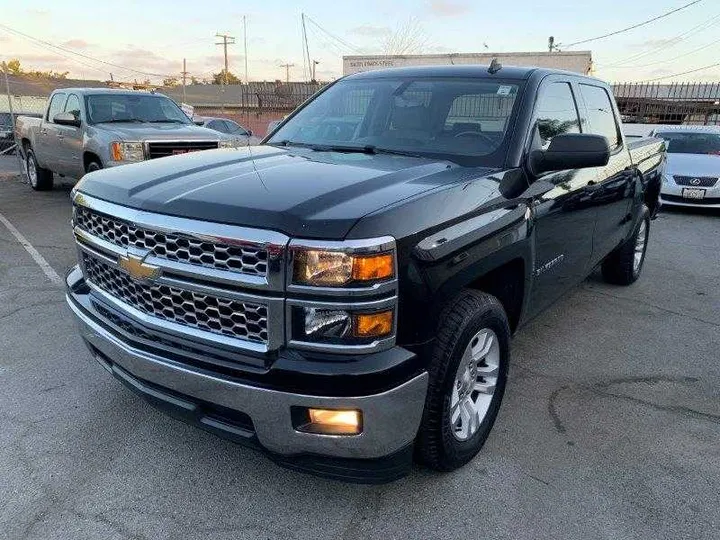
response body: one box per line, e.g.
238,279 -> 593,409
218,139 -> 243,149
292,249 -> 395,287
110,141 -> 144,162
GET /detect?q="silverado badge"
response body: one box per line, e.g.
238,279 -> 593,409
118,253 -> 161,282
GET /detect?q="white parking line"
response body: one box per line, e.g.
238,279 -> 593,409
0,211 -> 63,287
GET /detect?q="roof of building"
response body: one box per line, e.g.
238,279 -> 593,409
344,64 -> 589,81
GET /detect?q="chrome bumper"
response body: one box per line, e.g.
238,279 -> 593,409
66,292 -> 428,460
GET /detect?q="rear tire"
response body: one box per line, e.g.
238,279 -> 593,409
416,290 -> 510,471
601,206 -> 650,286
26,148 -> 53,191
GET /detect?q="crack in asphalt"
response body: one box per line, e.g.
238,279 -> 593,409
581,286 -> 720,329
545,375 -> 718,435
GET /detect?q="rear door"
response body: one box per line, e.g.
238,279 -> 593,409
55,93 -> 85,178
36,92 -> 66,169
526,77 -> 598,317
576,82 -> 635,265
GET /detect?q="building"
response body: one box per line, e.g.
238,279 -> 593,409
343,51 -> 593,76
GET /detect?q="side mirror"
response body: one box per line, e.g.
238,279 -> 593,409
246,129 -> 253,136
53,112 -> 81,127
530,133 -> 610,175
193,119 -> 204,126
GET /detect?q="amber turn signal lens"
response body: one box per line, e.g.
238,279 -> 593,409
110,142 -> 123,161
307,409 -> 362,435
353,310 -> 393,338
352,253 -> 394,282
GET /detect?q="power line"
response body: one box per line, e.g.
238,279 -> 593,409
304,15 -> 362,53
0,22 -> 174,78
601,12 -> 720,68
565,0 -> 704,47
609,36 -> 720,69
642,61 -> 720,81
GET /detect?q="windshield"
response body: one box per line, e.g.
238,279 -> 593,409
267,77 -> 522,165
86,94 -> 190,124
655,131 -> 720,155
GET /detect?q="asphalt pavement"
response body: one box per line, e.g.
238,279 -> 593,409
0,174 -> 718,540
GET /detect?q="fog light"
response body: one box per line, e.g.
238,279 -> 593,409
301,408 -> 362,435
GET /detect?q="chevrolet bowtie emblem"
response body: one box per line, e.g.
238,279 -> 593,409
118,253 -> 161,282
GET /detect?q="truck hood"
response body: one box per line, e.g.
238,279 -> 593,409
77,146 -> 488,238
92,122 -> 221,141
666,153 -> 720,177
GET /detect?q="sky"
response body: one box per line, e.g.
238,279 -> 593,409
0,0 -> 718,84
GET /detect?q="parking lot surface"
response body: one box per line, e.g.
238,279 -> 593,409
0,174 -> 718,540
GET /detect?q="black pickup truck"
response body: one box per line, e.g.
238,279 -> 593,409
66,65 -> 664,482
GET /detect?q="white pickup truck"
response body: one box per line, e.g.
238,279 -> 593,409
16,88 -> 245,191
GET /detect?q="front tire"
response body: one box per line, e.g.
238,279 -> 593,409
85,160 -> 102,174
26,148 -> 53,191
601,206 -> 650,286
416,290 -> 510,471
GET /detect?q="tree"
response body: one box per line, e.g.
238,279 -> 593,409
163,76 -> 179,87
212,69 -> 242,85
6,59 -> 22,75
383,18 -> 430,55
1,58 -> 68,79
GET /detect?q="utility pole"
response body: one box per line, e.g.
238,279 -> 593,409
215,33 -> 236,85
279,63 -> 294,83
301,13 -> 311,82
180,58 -> 189,104
243,16 -> 248,84
312,60 -> 320,82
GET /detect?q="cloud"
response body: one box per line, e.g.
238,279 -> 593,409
62,39 -> 90,49
349,25 -> 392,38
428,0 -> 470,16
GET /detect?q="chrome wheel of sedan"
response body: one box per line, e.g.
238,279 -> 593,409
633,219 -> 647,274
449,328 -> 500,441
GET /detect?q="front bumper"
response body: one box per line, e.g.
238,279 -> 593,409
66,268 -> 428,482
661,177 -> 720,208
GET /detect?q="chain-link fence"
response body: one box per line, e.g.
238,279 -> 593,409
2,70 -> 48,180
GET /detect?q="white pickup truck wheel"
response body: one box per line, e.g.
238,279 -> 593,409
26,148 -> 54,191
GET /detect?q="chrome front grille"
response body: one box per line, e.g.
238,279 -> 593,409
83,253 -> 269,344
75,205 -> 268,277
673,175 -> 718,187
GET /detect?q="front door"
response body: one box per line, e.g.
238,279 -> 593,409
526,79 -> 598,317
55,93 -> 85,178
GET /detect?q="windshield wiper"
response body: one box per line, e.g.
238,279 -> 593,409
309,144 -> 377,154
99,118 -> 143,123
371,147 -> 426,158
147,119 -> 187,124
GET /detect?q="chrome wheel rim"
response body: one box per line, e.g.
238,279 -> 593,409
27,156 -> 37,187
449,328 -> 500,441
633,219 -> 647,274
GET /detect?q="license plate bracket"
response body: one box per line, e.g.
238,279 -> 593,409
682,188 -> 706,200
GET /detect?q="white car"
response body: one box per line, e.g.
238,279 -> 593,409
651,126 -> 720,208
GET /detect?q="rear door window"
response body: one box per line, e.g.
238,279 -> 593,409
579,84 -> 621,149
